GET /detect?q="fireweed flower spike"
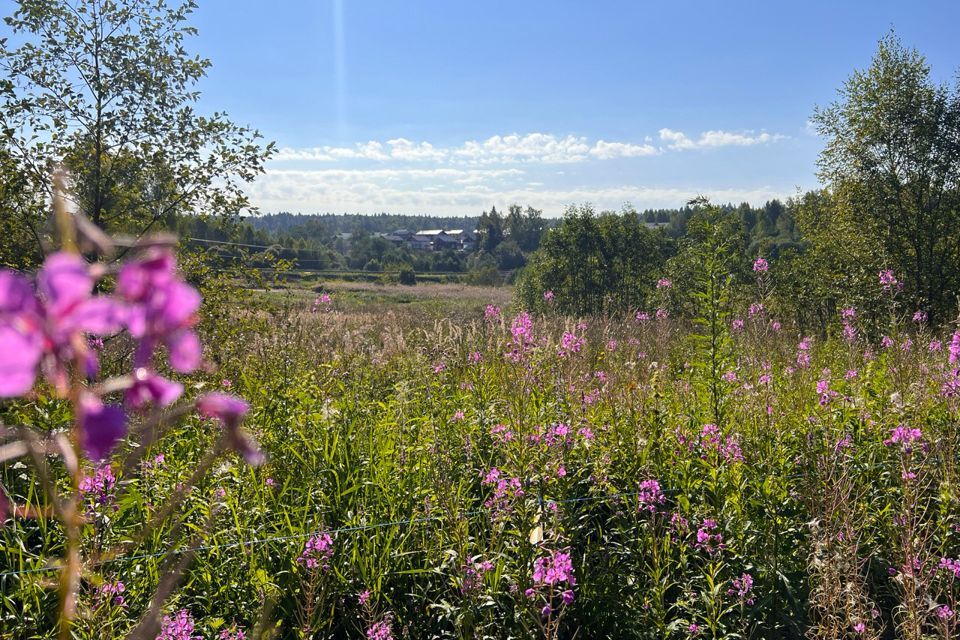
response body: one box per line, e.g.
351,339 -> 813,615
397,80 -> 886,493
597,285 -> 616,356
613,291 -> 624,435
78,392 -> 127,461
196,392 -> 265,465
0,271 -> 44,396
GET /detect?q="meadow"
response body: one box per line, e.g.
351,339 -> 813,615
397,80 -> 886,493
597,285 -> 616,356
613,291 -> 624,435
4,272 -> 960,640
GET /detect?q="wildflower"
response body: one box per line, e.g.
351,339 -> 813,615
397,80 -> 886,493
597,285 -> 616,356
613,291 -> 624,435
358,590 -> 371,605
79,463 -> 117,507
119,247 -> 202,374
433,361 -> 446,374
753,257 -> 769,272
841,307 -> 856,320
929,340 -> 943,352
937,605 -> 955,619
78,393 -> 127,461
749,302 -> 765,317
881,335 -> 894,349
558,331 -> 585,357
655,308 -> 669,320
727,573 -> 754,605
843,323 -> 857,343
731,319 -> 745,333
657,278 -> 672,289
562,589 -> 575,605
532,549 -> 576,588
461,558 -> 494,595
95,580 -> 126,608
637,479 -> 665,513
366,619 -> 393,640
218,627 -> 246,640
950,331 -> 960,364
913,310 -> 927,323
878,269 -> 899,291
853,622 -> 866,633
694,519 -> 724,554
157,609 -> 198,640
938,557 -> 960,579
635,311 -> 650,322
298,531 -> 333,570
543,290 -> 554,301
196,392 -> 263,465
484,304 -> 501,320
886,425 -> 923,451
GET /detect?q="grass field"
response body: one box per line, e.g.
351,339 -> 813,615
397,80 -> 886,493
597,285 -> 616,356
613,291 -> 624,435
3,285 -> 960,640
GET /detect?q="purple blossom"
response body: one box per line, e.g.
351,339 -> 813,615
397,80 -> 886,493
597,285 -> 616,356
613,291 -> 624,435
532,549 -> 576,587
298,531 -> 333,570
878,269 -> 899,291
638,479 -> 666,513
543,290 -> 554,301
156,609 -> 199,640
657,278 -> 672,289
753,257 -> 769,272
196,393 -> 263,465
950,331 -> 960,364
366,619 -> 393,640
78,394 -> 127,461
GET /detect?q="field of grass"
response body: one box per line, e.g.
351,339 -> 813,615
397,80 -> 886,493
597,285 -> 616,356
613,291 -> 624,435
4,285 -> 960,639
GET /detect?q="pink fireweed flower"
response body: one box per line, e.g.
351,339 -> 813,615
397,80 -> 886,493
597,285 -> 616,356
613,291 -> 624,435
656,278 -> 672,289
939,557 -> 960,579
937,605 -> 955,620
853,622 -> 866,633
879,269 -> 899,291
543,290 -> 554,301
95,580 -> 126,608
218,627 -> 246,640
841,307 -> 856,321
655,308 -> 669,320
461,558 -> 494,595
637,479 -> 666,513
298,531 -> 333,570
843,323 -> 857,343
532,549 -> 576,587
358,590 -> 371,605
196,393 -> 264,465
731,319 -> 745,333
727,572 -> 755,605
366,619 -> 394,640
929,340 -> 943,352
748,302 -> 765,318
796,337 -> 812,368
157,609 -> 199,640
880,335 -> 894,349
950,332 -> 960,364
913,310 -> 927,323
695,519 -> 724,555
484,304 -> 501,320
753,257 -> 769,272
79,463 -> 117,509
558,331 -> 585,357
78,393 -> 127,461
635,310 -> 650,322
886,425 -> 923,452
118,248 -> 202,374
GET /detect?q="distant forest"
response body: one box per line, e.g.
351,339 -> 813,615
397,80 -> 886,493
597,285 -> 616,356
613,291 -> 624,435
173,200 -> 802,281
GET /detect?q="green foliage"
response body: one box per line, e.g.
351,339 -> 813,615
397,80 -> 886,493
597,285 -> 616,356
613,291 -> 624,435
517,204 -> 673,315
0,0 -> 274,238
811,31 -> 960,322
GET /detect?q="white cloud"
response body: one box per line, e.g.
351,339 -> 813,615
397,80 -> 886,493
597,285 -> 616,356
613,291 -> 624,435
250,167 -> 797,216
273,128 -> 785,167
589,140 -> 659,159
659,128 -> 786,151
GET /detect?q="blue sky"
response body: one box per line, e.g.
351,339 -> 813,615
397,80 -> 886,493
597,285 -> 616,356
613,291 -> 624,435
13,1 -> 960,215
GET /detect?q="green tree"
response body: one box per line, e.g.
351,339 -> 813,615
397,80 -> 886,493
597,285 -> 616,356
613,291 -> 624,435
812,31 -> 960,321
517,204 -> 672,315
0,0 -> 274,244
